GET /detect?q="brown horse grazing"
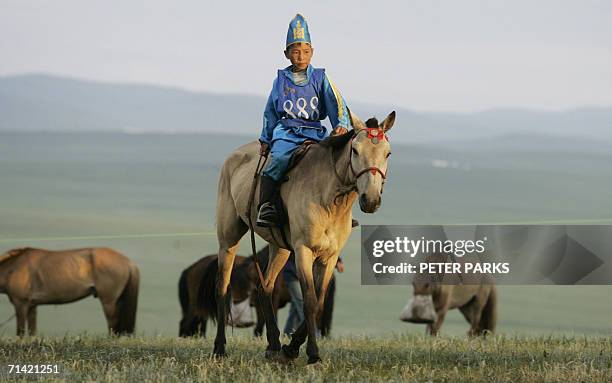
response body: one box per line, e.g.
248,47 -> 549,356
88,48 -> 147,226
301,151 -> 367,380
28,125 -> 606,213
0,247 -> 139,336
178,246 -> 336,337
179,254 -> 258,336
400,282 -> 497,336
214,110 -> 395,363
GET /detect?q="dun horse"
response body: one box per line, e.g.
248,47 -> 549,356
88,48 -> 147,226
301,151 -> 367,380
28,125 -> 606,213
0,247 -> 139,336
399,253 -> 497,336
178,246 -> 335,337
214,111 -> 395,363
400,282 -> 497,336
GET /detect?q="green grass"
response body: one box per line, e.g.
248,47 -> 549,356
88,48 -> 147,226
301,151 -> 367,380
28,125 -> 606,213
1,132 -> 612,338
0,335 -> 611,382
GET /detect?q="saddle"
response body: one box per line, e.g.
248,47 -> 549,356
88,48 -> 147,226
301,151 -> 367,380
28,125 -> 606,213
266,139 -> 316,250
285,139 -> 317,173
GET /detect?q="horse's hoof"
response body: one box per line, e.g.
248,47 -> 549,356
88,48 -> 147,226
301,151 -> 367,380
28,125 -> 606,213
212,345 -> 227,358
307,356 -> 322,365
264,349 -> 281,361
281,344 -> 299,360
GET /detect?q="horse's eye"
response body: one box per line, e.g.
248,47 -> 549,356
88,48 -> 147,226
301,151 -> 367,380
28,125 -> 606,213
352,148 -> 359,156
386,152 -> 391,158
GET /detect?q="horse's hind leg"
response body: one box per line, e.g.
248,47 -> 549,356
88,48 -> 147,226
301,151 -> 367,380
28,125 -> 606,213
27,306 -> 37,336
253,291 -> 265,337
258,244 -> 290,358
199,317 -> 207,337
101,300 -> 119,334
179,311 -> 200,337
459,298 -> 485,336
213,208 -> 248,356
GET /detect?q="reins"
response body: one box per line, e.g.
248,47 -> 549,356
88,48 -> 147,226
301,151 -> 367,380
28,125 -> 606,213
246,152 -> 284,327
329,129 -> 388,198
246,154 -> 268,290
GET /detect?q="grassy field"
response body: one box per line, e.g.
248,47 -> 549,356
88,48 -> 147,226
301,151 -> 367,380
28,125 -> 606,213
1,132 -> 612,339
0,335 -> 611,382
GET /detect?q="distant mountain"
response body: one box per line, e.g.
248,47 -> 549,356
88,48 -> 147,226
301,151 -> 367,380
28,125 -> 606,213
1,74 -> 612,146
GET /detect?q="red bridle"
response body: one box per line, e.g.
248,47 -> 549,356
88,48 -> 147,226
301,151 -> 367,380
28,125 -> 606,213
347,127 -> 388,184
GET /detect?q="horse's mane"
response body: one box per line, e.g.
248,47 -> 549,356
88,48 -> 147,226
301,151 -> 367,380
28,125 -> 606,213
0,248 -> 29,265
318,129 -> 356,149
318,118 -> 379,150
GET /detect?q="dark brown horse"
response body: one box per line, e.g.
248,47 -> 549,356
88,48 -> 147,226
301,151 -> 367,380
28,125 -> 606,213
179,253 -> 257,336
0,247 -> 139,336
178,246 -> 335,337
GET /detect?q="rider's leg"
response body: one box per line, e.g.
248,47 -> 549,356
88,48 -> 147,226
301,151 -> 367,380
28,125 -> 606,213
257,139 -> 299,227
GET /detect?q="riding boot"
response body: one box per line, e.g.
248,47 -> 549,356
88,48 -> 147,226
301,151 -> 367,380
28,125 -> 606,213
256,175 -> 279,227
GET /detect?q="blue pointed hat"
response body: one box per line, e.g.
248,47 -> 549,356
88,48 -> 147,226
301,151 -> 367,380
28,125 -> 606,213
286,14 -> 311,48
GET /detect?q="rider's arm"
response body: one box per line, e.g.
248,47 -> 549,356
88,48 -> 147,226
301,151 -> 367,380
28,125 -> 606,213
260,78 -> 279,145
322,74 -> 350,131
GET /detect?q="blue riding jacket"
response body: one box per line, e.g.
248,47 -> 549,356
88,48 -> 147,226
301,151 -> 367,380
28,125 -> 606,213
259,65 -> 350,145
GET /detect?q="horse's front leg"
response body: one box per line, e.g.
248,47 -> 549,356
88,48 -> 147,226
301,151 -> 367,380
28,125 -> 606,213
293,245 -> 321,364
282,254 -> 337,360
259,244 -> 290,358
213,243 -> 239,356
314,255 -> 338,322
14,301 -> 28,337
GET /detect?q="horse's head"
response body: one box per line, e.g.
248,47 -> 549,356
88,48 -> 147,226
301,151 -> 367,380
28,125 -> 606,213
227,260 -> 257,328
399,282 -> 437,324
349,110 -> 395,213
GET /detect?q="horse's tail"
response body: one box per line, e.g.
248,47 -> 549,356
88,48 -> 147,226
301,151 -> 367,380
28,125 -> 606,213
198,257 -> 221,323
319,275 -> 336,337
480,284 -> 497,334
116,262 -> 140,335
178,268 -> 189,316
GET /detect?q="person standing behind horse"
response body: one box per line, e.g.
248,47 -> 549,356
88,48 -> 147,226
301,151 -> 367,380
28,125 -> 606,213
283,254 -> 345,336
256,13 -> 351,227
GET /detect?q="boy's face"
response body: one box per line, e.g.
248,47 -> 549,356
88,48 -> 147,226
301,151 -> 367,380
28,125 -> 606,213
284,43 -> 313,71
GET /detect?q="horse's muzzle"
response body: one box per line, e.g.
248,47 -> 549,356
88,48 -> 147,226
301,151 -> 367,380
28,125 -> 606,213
359,193 -> 381,213
400,295 -> 437,324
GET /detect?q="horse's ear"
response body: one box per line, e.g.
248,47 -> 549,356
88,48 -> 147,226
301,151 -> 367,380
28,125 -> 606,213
348,108 -> 366,131
381,111 -> 396,132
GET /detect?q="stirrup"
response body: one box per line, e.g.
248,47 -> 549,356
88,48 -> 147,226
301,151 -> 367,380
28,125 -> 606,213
256,202 -> 277,227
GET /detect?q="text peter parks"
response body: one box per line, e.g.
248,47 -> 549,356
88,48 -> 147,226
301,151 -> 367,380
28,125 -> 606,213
360,225 -> 612,285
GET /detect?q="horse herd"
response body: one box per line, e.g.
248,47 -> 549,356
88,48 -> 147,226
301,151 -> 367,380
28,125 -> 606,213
1,112 -> 498,364
0,245 -> 495,339
0,245 -> 337,337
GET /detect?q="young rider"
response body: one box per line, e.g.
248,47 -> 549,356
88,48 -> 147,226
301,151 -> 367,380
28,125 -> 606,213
256,14 -> 350,227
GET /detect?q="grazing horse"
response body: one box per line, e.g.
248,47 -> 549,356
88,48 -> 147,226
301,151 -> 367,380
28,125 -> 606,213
178,246 -> 336,337
399,253 -> 497,336
0,247 -> 139,336
179,254 -> 258,336
400,282 -> 497,336
214,110 -> 395,363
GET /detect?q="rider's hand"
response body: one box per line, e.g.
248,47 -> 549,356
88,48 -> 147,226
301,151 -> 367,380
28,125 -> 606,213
259,142 -> 270,156
332,126 -> 348,136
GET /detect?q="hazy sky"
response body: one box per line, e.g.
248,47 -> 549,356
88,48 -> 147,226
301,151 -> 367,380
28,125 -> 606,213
1,0 -> 611,111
